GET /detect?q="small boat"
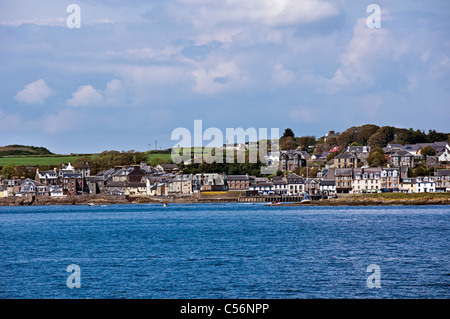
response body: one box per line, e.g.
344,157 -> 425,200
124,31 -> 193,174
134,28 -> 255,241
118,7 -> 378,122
300,198 -> 311,204
271,201 -> 281,205
88,203 -> 98,207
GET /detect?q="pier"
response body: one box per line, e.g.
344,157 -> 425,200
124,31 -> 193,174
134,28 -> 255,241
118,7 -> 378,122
238,195 -> 321,203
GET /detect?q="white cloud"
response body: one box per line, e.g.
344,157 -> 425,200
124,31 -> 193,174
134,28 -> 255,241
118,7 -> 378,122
273,64 -> 295,85
65,79 -> 125,107
174,0 -> 339,27
191,28 -> 243,46
66,85 -> 103,107
0,17 -> 66,27
306,15 -> 409,94
14,79 -> 54,104
192,61 -> 247,94
104,79 -> 125,106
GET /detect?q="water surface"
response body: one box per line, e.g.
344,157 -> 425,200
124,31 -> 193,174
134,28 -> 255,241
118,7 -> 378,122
0,203 -> 448,298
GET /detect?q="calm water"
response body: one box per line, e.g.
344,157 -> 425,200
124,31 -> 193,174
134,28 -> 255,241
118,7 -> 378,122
0,203 -> 448,299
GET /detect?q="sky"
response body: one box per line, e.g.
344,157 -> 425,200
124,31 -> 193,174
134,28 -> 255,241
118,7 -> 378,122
0,0 -> 449,154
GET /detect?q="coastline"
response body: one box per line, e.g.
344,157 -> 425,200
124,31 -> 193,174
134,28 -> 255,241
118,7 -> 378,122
0,193 -> 449,207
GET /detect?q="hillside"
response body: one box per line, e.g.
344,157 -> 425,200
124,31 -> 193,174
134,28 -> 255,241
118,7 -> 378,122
0,145 -> 53,156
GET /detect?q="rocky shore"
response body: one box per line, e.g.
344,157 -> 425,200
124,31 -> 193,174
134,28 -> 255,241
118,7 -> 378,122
0,193 -> 449,207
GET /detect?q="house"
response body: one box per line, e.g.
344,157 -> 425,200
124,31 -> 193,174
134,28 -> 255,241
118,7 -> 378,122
319,180 -> 335,196
50,185 -> 64,197
74,162 -> 91,178
319,168 -> 336,195
334,153 -> 358,169
415,176 -> 435,193
104,181 -> 126,196
352,168 -> 381,194
346,146 -> 371,161
0,186 -> 6,198
85,168 -> 116,194
438,149 -> 450,162
85,176 -> 106,194
305,178 -> 320,194
169,174 -> 193,194
286,173 -> 305,195
272,176 -> 288,195
400,178 -> 415,193
279,150 -> 306,172
19,178 -> 49,197
35,168 -> 58,186
61,172 -> 85,195
335,168 -> 353,193
192,173 -> 226,192
226,175 -> 253,191
324,130 -> 340,143
125,182 -> 147,196
426,156 -> 440,168
155,181 -> 169,196
435,169 -> 450,192
249,177 -> 274,195
389,150 -> 414,167
5,179 -> 21,197
380,168 -> 400,191
155,164 -> 180,175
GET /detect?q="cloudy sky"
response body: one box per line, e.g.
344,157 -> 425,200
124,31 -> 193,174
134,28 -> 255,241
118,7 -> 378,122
0,0 -> 449,153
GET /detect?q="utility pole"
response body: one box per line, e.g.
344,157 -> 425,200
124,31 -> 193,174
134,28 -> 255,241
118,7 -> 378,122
155,140 -> 157,151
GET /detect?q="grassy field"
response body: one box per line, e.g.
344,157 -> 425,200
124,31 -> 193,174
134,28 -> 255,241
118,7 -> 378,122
147,153 -> 173,162
0,153 -> 173,167
0,155 -> 96,166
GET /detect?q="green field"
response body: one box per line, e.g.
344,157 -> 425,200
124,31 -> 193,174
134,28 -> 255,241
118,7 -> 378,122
147,153 -> 173,162
0,153 -> 173,167
0,155 -> 95,166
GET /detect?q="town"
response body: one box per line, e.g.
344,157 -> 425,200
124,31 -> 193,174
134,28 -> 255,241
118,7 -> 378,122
1,127 -> 450,201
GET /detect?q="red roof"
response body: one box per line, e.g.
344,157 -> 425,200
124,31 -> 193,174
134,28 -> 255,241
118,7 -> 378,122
330,146 -> 340,153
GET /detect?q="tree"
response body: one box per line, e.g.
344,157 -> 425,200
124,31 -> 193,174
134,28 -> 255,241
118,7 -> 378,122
150,156 -> 171,166
326,152 -> 338,162
297,136 -> 316,151
282,128 -> 295,138
280,136 -> 297,150
368,126 -> 396,148
0,163 -> 15,179
419,146 -> 436,158
367,147 -> 386,167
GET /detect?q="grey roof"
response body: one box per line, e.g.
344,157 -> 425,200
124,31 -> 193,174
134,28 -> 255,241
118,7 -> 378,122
392,150 -> 413,156
435,169 -> 450,176
335,153 -> 356,159
227,175 -> 252,181
320,180 -> 335,186
335,168 -> 353,176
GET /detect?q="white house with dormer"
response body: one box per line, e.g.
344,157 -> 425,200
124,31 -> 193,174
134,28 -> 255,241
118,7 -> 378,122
415,176 -> 435,193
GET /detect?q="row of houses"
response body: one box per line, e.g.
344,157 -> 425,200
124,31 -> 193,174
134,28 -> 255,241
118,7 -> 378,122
1,140 -> 450,198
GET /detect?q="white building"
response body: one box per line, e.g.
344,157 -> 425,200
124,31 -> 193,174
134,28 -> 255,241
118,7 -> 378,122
415,176 -> 435,193
352,168 -> 381,194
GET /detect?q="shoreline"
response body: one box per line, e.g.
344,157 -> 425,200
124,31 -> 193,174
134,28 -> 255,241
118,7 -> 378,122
0,193 -> 449,207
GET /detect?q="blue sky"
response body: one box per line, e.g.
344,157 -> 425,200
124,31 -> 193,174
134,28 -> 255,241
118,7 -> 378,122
0,0 -> 449,154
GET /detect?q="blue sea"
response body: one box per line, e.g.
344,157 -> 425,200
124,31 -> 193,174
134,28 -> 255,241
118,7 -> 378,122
0,203 -> 448,299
